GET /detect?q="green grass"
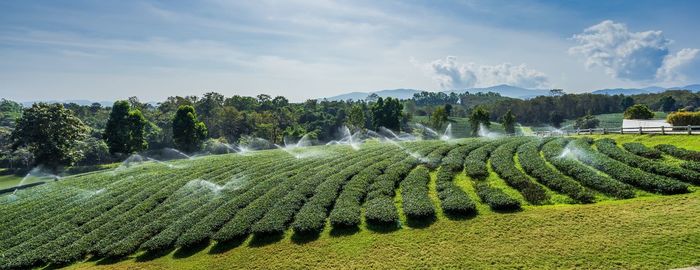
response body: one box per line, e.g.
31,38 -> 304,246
69,192 -> 700,270
0,173 -> 24,190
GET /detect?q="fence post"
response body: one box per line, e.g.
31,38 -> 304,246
602,128 -> 607,135
576,128 -> 580,135
689,125 -> 692,135
588,128 -> 592,135
661,126 -> 665,135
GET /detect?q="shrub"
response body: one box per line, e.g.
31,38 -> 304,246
666,111 -> 700,126
490,139 -> 549,204
655,144 -> 700,162
400,166 -> 435,218
622,142 -> 661,159
623,104 -> 654,120
474,183 -> 520,211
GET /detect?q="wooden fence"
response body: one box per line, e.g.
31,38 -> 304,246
534,125 -> 700,136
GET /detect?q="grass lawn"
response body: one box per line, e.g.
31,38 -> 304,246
0,173 -> 24,190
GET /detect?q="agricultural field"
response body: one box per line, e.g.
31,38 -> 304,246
1,136 -> 699,269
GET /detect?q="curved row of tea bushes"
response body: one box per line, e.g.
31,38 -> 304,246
541,139 -> 635,199
464,140 -> 508,179
655,144 -> 700,162
517,140 -> 595,203
425,144 -> 454,169
400,166 -> 435,218
572,139 -> 689,194
99,156 -> 288,257
434,141 -> 484,215
4,160 -> 233,268
363,155 -> 421,225
681,161 -> 700,173
225,148 -> 376,237
621,142 -> 661,159
250,149 -> 378,235
291,147 -> 400,234
174,155 -> 338,247
595,139 -> 700,185
490,139 -> 549,204
474,182 -> 521,211
135,154 -> 298,251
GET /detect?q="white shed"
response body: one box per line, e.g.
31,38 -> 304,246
621,119 -> 671,128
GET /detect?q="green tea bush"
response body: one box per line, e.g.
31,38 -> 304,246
622,142 -> 661,159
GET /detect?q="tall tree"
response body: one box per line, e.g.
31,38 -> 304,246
104,101 -> 148,154
371,97 -> 403,131
347,104 -> 366,131
469,106 -> 490,136
549,111 -> 564,128
172,105 -> 208,153
430,106 -> 449,130
620,96 -> 635,110
10,103 -> 88,169
501,109 -> 516,134
660,96 -> 676,112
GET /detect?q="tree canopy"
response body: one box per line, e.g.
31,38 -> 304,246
623,104 -> 654,120
103,101 -> 148,154
172,105 -> 208,153
10,103 -> 88,169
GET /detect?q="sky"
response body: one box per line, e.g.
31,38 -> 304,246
1,0 -> 699,102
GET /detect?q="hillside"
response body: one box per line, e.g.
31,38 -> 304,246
1,136 -> 699,269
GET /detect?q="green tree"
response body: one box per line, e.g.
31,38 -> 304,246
371,97 -> 403,131
574,114 -> 600,129
501,109 -> 516,134
549,111 -> 564,128
10,103 -> 88,169
660,96 -> 676,112
623,104 -> 654,119
430,106 -> 449,130
469,106 -> 490,136
620,96 -> 635,110
172,105 -> 208,153
347,104 -> 366,131
103,101 -> 148,154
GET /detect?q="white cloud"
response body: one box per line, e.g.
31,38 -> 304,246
420,56 -> 549,89
569,20 -> 698,82
657,48 -> 700,82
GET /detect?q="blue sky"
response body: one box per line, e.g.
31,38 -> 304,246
1,0 -> 699,102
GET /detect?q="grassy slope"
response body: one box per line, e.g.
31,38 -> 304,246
0,174 -> 24,190
69,135 -> 700,270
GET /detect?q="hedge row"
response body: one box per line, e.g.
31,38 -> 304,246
621,142 -> 661,159
655,144 -> 700,162
464,140 -> 506,179
595,139 -> 700,185
290,148 -> 392,234
490,139 -> 549,204
474,182 -> 521,211
541,138 -> 635,199
434,142 -> 484,215
517,140 -> 595,203
572,139 -> 689,194
400,166 -> 435,218
364,155 -> 421,225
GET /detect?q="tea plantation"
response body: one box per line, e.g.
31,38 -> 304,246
1,136 -> 699,269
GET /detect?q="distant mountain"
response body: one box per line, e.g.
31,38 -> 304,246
324,84 -> 549,101
592,85 -> 700,95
